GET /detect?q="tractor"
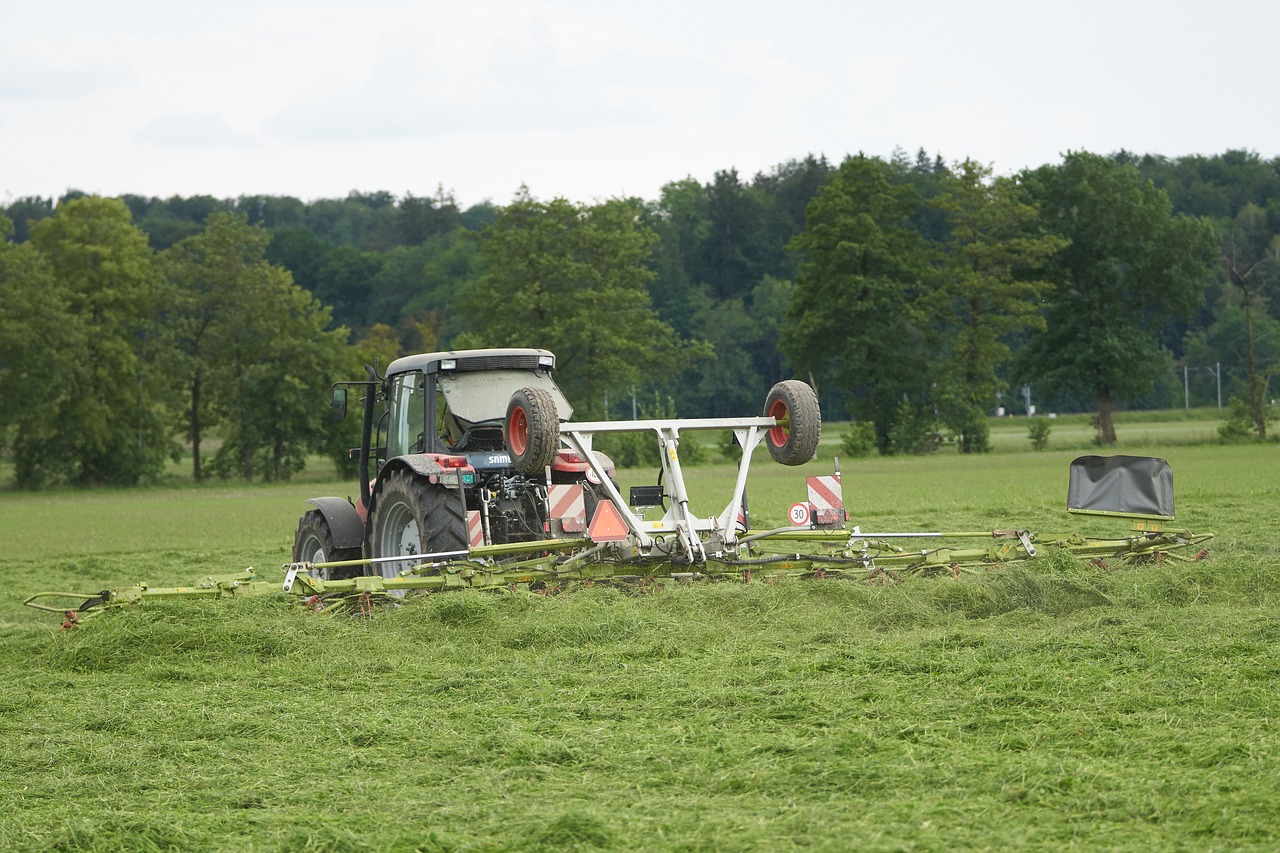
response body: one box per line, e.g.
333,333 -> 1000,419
292,348 -> 625,579
291,346 -> 824,582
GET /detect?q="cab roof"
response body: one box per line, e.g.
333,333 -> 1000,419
385,348 -> 556,378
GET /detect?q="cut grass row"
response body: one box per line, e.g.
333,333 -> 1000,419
4,556 -> 1279,850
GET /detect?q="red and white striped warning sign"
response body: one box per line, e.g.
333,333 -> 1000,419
466,510 -> 484,548
548,483 -> 586,533
806,475 -> 846,525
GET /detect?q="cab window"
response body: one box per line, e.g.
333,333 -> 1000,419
386,372 -> 426,457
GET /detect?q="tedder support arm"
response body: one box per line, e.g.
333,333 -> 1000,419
559,416 -> 776,561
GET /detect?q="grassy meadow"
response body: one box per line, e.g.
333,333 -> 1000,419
2,412 -> 1279,850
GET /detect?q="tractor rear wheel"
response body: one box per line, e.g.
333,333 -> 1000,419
293,510 -> 362,580
369,468 -> 468,579
505,386 -> 559,476
764,380 -> 821,465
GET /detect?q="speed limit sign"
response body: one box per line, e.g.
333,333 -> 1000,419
788,502 -> 811,527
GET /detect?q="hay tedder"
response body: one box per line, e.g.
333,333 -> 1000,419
26,348 -> 1213,626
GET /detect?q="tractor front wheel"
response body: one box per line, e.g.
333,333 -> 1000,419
505,386 -> 560,476
764,380 -> 821,465
369,468 -> 468,579
293,510 -> 362,580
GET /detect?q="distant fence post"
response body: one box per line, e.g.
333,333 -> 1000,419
1180,364 -> 1225,409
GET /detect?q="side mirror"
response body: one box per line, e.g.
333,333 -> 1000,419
330,387 -> 348,422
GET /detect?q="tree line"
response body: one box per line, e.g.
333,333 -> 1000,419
2,148 -> 1277,487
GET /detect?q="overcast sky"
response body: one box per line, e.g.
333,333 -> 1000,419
3,0 -> 1277,209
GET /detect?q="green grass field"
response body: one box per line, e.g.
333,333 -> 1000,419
2,423 -> 1278,850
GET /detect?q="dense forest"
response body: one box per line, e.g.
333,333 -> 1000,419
2,148 -> 1277,487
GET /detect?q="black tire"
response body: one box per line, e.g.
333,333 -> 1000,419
293,509 -> 362,580
764,380 -> 821,465
505,386 -> 559,476
369,468 -> 468,580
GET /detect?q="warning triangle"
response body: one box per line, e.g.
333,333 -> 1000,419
588,499 -> 631,542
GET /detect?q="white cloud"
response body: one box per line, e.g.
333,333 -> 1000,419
0,44 -> 135,100
134,113 -> 259,147
2,0 -> 1277,205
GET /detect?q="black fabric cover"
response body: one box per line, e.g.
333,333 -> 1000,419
1067,455 -> 1175,518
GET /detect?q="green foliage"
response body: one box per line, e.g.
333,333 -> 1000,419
1184,306 -> 1280,405
717,430 -> 743,462
678,433 -> 705,466
209,279 -> 353,483
163,213 -> 354,482
264,224 -> 327,292
925,160 -> 1065,453
784,155 -> 1070,453
699,168 -> 770,300
748,275 -> 796,387
364,236 -> 480,344
645,162 -> 827,416
595,394 -> 704,468
678,290 -> 764,416
20,197 -> 177,487
1135,149 -> 1280,221
1218,202 -> 1279,440
1217,394 -> 1273,443
0,215 -> 77,466
784,155 -> 931,439
886,398 -> 940,455
646,177 -> 710,339
456,191 -> 707,417
395,185 -> 462,245
1027,416 -> 1053,451
125,193 -> 229,249
1016,152 -> 1220,444
1,195 -> 55,241
840,421 -> 878,458
313,244 -> 381,327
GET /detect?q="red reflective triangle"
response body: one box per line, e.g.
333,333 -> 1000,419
588,499 -> 631,542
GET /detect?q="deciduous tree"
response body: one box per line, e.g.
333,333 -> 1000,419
455,190 -> 705,415
27,197 -> 176,486
165,213 -> 353,482
1219,202 -> 1279,439
0,215 -> 81,481
1016,153 -> 1218,444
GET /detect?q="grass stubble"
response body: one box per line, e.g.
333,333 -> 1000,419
0,441 -> 1278,851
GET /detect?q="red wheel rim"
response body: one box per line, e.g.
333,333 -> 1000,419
768,399 -> 790,447
509,407 -> 529,455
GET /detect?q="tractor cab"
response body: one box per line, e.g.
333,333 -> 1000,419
379,349 -> 573,471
